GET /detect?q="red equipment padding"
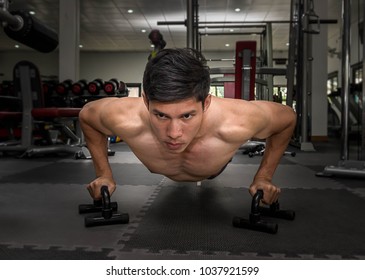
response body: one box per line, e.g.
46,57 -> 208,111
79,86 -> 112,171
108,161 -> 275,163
32,107 -> 81,119
235,41 -> 256,100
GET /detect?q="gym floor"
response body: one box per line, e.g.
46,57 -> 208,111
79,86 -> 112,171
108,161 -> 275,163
0,138 -> 364,260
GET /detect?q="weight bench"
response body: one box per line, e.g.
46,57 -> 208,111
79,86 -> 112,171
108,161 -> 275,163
23,107 -> 84,157
0,60 -> 86,158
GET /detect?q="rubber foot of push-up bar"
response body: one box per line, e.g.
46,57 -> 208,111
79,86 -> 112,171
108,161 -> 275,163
79,186 -> 129,227
78,200 -> 118,214
232,190 -> 295,234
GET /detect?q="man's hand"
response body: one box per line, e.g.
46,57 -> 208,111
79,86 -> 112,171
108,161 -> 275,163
249,177 -> 281,205
87,176 -> 116,200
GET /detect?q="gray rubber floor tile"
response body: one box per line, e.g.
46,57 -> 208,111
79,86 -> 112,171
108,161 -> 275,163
201,163 -> 345,190
0,183 -> 159,250
120,185 -> 365,259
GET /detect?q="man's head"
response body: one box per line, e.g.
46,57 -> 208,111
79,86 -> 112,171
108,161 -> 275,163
142,48 -> 211,103
142,48 -> 212,153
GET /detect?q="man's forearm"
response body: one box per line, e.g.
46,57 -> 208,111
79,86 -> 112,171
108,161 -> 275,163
80,118 -> 113,178
88,134 -> 112,178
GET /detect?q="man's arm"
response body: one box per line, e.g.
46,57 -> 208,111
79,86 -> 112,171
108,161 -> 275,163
79,98 -> 119,199
248,101 -> 296,204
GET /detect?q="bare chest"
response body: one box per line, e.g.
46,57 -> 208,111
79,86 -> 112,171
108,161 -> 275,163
130,139 -> 237,181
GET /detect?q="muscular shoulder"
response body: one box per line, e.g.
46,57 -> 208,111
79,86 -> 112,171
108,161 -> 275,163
81,97 -> 148,138
105,97 -> 148,138
209,97 -> 287,143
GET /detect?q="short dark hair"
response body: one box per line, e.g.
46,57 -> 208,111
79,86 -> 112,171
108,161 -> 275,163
143,48 -> 210,103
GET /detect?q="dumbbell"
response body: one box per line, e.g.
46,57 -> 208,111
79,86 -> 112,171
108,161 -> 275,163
42,80 -> 57,106
103,79 -> 120,96
87,79 -> 104,96
55,79 -> 73,96
42,81 -> 57,96
79,186 -> 129,227
232,190 -> 295,234
117,81 -> 129,97
71,79 -> 88,96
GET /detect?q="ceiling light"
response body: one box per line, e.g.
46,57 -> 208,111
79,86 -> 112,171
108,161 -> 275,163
141,29 -> 146,33
230,29 -> 234,32
225,43 -> 230,47
14,44 -> 20,48
29,11 -> 36,15
235,8 -> 241,12
79,44 -> 83,48
127,9 -> 133,14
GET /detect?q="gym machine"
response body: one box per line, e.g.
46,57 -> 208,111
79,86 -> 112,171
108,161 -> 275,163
148,29 -> 166,60
0,60 -> 84,157
0,0 -> 58,52
317,0 -> 365,178
160,0 -> 336,153
286,0 -> 325,151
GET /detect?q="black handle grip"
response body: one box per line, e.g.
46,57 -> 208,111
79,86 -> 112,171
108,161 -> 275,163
101,186 -> 112,219
251,190 -> 264,214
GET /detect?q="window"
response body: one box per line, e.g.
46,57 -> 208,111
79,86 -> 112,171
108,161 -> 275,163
125,83 -> 141,97
327,71 -> 338,94
352,62 -> 362,84
210,85 -> 224,98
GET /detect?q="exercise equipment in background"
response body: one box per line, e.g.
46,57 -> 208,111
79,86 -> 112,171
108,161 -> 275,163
0,0 -> 58,53
148,29 -> 166,60
87,79 -> 104,96
103,79 -> 120,95
317,0 -> 365,178
232,190 -> 295,234
71,80 -> 88,96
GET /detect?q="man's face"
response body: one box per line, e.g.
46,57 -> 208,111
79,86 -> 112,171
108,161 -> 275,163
144,96 -> 211,153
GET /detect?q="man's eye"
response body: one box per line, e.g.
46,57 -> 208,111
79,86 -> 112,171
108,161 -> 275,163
183,114 -> 192,120
156,113 -> 167,119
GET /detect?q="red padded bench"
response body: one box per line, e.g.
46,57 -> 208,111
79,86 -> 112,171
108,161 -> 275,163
31,107 -> 81,119
0,111 -> 22,121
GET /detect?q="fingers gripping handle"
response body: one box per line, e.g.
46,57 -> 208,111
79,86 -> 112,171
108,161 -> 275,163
79,185 -> 129,227
232,190 -> 295,234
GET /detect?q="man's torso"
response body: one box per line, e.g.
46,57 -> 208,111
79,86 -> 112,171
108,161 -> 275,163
109,97 -> 252,181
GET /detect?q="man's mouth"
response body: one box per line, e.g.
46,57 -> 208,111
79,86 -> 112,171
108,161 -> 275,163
165,142 -> 183,150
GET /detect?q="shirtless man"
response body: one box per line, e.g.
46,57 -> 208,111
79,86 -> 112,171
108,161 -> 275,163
79,48 -> 296,205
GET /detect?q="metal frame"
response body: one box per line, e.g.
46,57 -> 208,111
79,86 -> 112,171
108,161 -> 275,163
317,0 -> 365,178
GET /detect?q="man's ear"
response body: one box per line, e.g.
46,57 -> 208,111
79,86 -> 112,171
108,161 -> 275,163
142,92 -> 149,109
203,94 -> 212,111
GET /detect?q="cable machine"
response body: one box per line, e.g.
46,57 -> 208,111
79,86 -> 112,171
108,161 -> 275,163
317,0 -> 365,178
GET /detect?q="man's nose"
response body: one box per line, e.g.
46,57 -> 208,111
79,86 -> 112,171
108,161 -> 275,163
167,120 -> 182,139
